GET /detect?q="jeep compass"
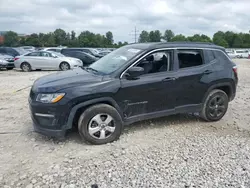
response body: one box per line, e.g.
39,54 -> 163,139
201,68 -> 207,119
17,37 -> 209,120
29,42 -> 238,145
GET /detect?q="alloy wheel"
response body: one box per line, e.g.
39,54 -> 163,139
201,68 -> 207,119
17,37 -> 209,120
88,114 -> 116,139
207,95 -> 226,118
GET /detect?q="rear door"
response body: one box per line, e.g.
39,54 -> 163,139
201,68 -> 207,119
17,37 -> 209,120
174,49 -> 211,110
23,52 -> 41,69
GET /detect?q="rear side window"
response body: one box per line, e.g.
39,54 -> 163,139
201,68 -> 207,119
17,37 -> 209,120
214,51 -> 229,62
206,50 -> 216,63
177,49 -> 203,69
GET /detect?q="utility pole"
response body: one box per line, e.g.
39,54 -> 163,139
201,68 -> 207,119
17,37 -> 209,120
129,26 -> 139,43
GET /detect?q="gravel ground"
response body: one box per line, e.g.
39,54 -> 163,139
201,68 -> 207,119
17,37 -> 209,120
0,59 -> 250,188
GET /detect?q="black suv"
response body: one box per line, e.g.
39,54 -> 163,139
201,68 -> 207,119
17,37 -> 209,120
29,42 -> 238,144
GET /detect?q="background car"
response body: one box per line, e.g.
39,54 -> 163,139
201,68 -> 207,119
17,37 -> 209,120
20,46 -> 36,52
0,47 -> 27,57
235,50 -> 249,58
98,50 -> 111,57
62,51 -> 98,66
42,47 -> 63,53
0,53 -> 15,70
61,48 -> 102,58
14,51 -> 82,72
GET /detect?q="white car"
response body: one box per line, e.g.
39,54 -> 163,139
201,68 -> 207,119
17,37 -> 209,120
14,51 -> 83,72
227,49 -> 249,59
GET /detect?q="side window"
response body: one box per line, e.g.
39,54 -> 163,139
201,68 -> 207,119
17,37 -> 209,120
206,50 -> 216,63
135,51 -> 172,75
6,48 -> 17,56
40,52 -> 52,57
47,49 -> 56,52
214,51 -> 229,62
25,52 -> 40,56
177,50 -> 203,69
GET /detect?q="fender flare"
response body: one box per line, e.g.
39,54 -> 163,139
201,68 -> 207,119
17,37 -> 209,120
65,97 -> 122,129
202,82 -> 233,104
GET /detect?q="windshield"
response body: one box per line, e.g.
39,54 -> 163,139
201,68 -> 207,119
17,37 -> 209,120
88,48 -> 99,55
14,48 -> 27,55
89,46 -> 142,74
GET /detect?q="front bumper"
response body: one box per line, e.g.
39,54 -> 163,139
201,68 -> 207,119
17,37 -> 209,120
29,98 -> 71,138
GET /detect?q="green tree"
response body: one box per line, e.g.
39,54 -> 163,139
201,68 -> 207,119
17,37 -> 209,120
71,30 -> 76,40
139,30 -> 149,43
54,29 -> 66,46
232,34 -> 243,48
171,34 -> 187,42
224,31 -> 235,47
149,30 -> 161,42
25,33 -> 40,47
163,30 -> 175,41
3,31 -> 19,46
213,31 -> 229,47
105,31 -> 114,45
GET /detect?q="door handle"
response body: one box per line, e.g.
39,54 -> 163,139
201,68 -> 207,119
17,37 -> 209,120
203,70 -> 213,74
162,77 -> 176,82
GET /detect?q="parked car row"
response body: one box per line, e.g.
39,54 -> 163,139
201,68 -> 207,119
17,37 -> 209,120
226,49 -> 250,59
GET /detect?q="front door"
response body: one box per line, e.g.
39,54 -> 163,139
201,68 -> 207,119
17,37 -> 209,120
115,50 -> 177,118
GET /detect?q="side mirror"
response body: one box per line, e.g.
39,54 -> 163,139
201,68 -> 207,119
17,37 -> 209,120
126,66 -> 144,79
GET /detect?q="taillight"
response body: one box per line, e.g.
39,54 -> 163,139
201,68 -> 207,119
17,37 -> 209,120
14,57 -> 19,61
233,66 -> 238,76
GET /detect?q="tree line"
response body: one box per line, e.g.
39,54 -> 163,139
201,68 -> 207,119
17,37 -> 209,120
2,28 -> 250,48
1,29 -> 128,48
139,30 -> 250,48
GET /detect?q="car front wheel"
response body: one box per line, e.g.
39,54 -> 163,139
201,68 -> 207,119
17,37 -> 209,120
200,89 -> 229,121
78,104 -> 123,145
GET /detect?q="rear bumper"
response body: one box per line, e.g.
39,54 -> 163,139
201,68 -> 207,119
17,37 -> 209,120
0,63 -> 14,68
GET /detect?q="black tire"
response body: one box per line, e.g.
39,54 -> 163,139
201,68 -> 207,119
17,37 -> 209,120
21,62 -> 31,72
6,67 -> 14,70
59,62 -> 70,71
200,89 -> 229,122
78,104 -> 123,145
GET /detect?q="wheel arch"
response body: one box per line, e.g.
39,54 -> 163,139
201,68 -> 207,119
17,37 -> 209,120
65,97 -> 123,130
203,82 -> 234,103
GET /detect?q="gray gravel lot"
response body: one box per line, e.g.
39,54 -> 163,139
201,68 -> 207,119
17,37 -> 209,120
0,59 -> 250,188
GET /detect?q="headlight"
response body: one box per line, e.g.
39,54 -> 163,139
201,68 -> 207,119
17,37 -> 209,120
36,93 -> 65,103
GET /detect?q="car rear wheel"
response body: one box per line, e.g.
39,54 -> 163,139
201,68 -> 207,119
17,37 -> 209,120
21,62 -> 31,72
200,89 -> 229,122
60,62 -> 70,71
78,104 -> 123,145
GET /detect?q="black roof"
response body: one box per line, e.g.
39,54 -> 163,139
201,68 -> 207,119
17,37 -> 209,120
126,42 -> 225,51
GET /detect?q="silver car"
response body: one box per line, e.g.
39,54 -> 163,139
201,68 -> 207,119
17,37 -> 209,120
14,51 -> 83,72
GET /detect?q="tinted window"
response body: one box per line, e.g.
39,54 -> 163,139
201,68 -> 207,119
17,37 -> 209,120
206,50 -> 216,62
214,51 -> 229,62
47,49 -> 57,52
40,52 -> 52,57
26,52 -> 40,56
135,51 -> 172,74
177,50 -> 203,69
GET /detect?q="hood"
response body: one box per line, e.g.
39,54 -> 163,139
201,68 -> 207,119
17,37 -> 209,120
32,68 -> 103,93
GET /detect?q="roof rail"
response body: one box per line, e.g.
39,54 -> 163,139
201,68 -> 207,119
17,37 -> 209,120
160,41 -> 214,45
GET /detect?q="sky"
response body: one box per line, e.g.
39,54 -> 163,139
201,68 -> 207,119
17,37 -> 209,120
0,0 -> 250,43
